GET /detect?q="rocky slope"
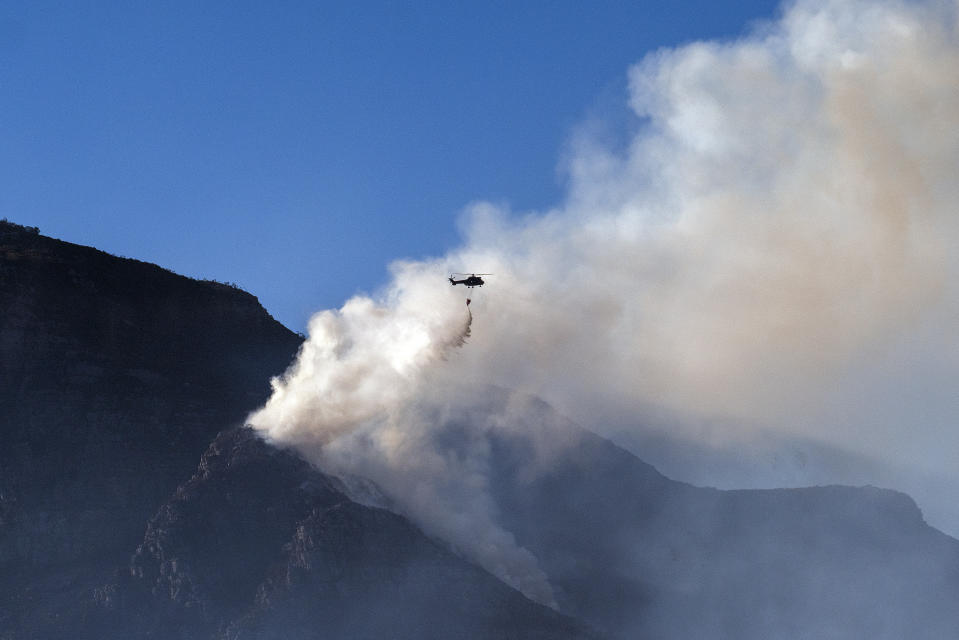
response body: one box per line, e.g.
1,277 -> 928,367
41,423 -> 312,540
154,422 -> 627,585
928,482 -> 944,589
0,221 -> 594,639
0,220 -> 299,637
477,392 -> 959,639
85,427 -> 596,639
5,220 -> 959,639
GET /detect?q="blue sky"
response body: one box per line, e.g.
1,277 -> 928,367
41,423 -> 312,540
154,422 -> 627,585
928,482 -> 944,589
2,0 -> 781,331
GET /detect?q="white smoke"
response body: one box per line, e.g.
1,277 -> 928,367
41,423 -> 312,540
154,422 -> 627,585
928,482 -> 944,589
252,262 -> 473,448
250,0 -> 959,603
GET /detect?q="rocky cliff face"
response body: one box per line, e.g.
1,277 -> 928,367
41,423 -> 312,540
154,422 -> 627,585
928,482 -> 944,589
5,220 -> 959,640
0,221 -> 594,640
85,427 -> 595,639
0,220 -> 302,637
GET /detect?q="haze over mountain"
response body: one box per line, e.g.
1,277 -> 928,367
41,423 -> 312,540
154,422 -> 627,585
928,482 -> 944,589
4,218 -> 959,639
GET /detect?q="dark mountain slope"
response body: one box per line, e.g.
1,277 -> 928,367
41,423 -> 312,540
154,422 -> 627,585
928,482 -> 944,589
6,220 -> 959,640
478,393 -> 959,639
0,222 -> 597,640
89,427 -> 598,640
0,220 -> 302,637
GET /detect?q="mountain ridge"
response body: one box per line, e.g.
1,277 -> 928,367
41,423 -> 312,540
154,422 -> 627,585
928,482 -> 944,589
3,220 -> 959,639
93,426 -> 597,639
1,219 -> 303,637
0,221 -> 595,639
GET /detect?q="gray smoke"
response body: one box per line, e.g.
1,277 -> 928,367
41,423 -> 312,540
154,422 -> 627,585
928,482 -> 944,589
250,0 -> 959,604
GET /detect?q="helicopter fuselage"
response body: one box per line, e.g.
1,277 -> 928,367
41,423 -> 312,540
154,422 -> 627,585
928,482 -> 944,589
449,275 -> 485,288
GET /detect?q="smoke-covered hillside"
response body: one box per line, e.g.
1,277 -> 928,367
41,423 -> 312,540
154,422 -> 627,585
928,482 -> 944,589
476,391 -> 959,638
4,222 -> 959,639
0,221 -> 593,639
6,1 -> 959,638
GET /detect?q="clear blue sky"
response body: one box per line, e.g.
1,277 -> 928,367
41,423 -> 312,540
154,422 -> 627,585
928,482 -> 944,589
1,0 -> 780,331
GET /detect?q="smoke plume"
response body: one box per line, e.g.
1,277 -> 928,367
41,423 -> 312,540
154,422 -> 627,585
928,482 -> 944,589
250,0 -> 959,603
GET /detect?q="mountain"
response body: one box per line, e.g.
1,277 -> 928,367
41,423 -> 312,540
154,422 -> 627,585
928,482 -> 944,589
475,392 -> 959,639
0,221 -> 594,639
0,220 -> 301,636
4,219 -> 959,640
88,426 -> 596,639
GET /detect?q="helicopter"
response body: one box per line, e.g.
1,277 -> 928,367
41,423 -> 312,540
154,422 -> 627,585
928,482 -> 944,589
448,273 -> 490,288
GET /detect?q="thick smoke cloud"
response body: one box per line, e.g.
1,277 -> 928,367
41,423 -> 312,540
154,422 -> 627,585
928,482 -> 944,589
250,0 -> 959,603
